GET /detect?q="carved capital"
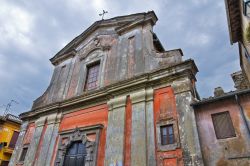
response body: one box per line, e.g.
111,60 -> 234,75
130,89 -> 146,104
47,113 -> 57,124
35,116 -> 46,127
146,88 -> 154,101
172,77 -> 192,94
107,95 -> 127,111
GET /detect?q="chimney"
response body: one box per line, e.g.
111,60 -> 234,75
231,70 -> 250,90
214,87 -> 224,97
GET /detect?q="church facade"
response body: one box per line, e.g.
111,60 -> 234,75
9,11 -> 203,166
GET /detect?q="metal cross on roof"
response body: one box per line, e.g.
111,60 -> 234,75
99,10 -> 108,20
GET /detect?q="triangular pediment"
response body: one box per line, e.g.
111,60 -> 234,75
50,11 -> 157,65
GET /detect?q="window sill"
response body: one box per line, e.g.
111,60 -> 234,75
157,142 -> 180,152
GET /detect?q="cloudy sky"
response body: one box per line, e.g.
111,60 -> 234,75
0,0 -> 239,115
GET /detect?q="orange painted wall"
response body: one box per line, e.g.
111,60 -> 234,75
23,123 -> 35,145
154,87 -> 183,166
58,104 -> 108,166
124,96 -> 132,166
50,135 -> 59,166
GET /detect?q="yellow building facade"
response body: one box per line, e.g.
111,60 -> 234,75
0,114 -> 21,166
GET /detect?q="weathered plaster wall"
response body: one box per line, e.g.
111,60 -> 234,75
32,19 -> 183,109
14,12 -> 204,166
153,87 -> 184,166
104,88 -> 157,166
195,97 -> 250,166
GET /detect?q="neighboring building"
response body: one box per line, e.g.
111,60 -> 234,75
192,77 -> 250,165
190,2 -> 250,165
9,11 -> 204,166
225,0 -> 250,86
0,114 -> 22,166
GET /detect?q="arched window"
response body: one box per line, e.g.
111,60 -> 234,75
63,141 -> 87,166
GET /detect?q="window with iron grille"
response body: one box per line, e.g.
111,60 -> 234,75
9,131 -> 19,148
63,141 -> 87,166
19,147 -> 28,162
85,63 -> 100,91
212,111 -> 236,139
160,124 -> 174,145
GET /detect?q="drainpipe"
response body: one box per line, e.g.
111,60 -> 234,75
234,94 -> 250,137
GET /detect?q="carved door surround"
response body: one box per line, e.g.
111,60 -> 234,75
55,125 -> 103,166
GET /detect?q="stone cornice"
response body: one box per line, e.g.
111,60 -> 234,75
50,50 -> 76,66
115,13 -> 157,35
146,88 -> 154,102
20,59 -> 198,120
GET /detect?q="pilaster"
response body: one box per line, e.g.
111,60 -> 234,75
46,112 -> 62,166
130,89 -> 147,166
172,78 -> 204,166
105,96 -> 127,166
9,121 -> 28,165
145,88 -> 156,166
24,116 -> 47,166
35,113 -> 61,166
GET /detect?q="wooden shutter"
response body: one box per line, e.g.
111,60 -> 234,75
212,112 -> 236,139
9,131 -> 19,148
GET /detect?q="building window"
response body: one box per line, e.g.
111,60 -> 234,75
63,141 -> 87,166
19,147 -> 28,162
244,1 -> 250,17
9,131 -> 19,148
212,112 -> 236,139
85,63 -> 100,90
160,124 -> 174,145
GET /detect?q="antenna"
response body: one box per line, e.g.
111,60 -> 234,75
99,10 -> 108,20
3,100 -> 19,116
